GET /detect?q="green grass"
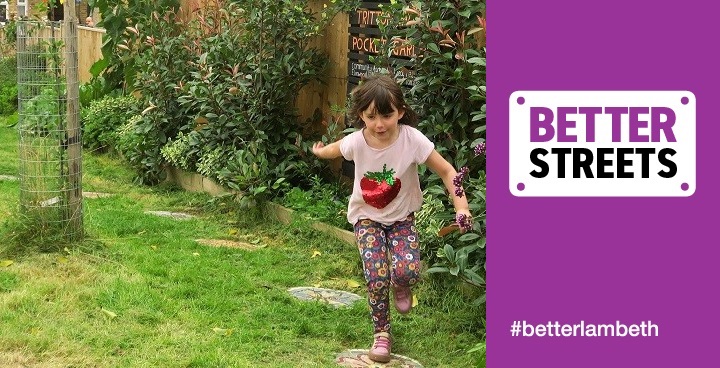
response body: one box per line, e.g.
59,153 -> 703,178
0,117 -> 482,367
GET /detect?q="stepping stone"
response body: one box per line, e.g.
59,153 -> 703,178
0,175 -> 19,181
83,191 -> 113,199
288,287 -> 363,308
144,210 -> 195,220
336,349 -> 424,368
195,239 -> 259,251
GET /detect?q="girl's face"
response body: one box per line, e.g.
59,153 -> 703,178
359,101 -> 405,145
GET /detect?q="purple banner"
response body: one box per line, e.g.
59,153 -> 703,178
490,1 -> 720,367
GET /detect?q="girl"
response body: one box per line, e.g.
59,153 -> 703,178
312,74 -> 471,363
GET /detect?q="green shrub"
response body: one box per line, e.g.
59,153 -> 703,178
160,131 -> 197,171
79,76 -> 120,108
117,0 -> 357,191
0,84 -> 17,116
80,95 -> 137,152
0,57 -> 16,81
0,56 -> 18,116
195,146 -> 228,180
114,114 -> 167,184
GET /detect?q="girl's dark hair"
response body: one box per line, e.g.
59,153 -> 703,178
348,74 -> 418,128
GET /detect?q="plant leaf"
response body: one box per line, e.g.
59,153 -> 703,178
467,27 -> 484,36
0,260 -> 13,267
412,294 -> 418,308
346,279 -> 361,288
464,269 -> 486,286
459,233 -> 480,242
449,265 -> 460,276
426,266 -> 449,274
443,244 -> 455,261
472,293 -> 486,306
311,250 -> 321,258
101,308 -> 118,319
467,57 -> 486,66
467,342 -> 486,354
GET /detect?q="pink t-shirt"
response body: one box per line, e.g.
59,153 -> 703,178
340,125 -> 435,225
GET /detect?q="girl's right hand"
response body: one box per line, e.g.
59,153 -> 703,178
311,139 -> 342,159
312,142 -> 325,157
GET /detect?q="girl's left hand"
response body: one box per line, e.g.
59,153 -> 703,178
455,209 -> 473,233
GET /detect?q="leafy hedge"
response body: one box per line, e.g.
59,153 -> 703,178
104,0 -> 357,196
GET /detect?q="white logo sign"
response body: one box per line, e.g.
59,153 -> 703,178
509,91 -> 696,197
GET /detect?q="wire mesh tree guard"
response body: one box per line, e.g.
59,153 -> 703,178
16,2 -> 82,242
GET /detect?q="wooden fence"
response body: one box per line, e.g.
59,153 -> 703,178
4,23 -> 105,84
296,2 -> 350,125
75,25 -> 105,83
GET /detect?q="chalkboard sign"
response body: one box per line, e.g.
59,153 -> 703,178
347,1 -> 415,95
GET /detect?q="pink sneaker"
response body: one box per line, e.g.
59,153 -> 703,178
368,332 -> 392,363
393,285 -> 412,314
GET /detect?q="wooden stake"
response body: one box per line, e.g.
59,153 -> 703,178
65,0 -> 83,240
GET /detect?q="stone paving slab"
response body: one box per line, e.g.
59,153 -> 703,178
144,211 -> 195,220
336,349 -> 424,368
288,287 -> 363,308
195,239 -> 259,251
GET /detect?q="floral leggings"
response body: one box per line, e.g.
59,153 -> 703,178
354,214 -> 421,334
